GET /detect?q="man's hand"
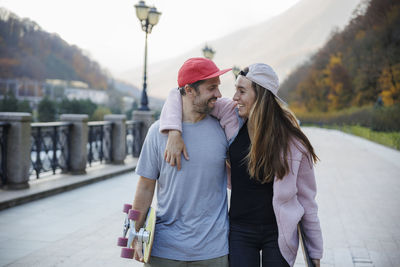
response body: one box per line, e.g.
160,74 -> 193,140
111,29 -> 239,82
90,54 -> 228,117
164,130 -> 189,170
133,238 -> 144,262
312,259 -> 320,267
131,177 -> 156,262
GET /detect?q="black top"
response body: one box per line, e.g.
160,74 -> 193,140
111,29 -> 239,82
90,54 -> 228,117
228,122 -> 277,225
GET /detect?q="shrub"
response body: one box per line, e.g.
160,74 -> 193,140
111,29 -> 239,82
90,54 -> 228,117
295,104 -> 400,132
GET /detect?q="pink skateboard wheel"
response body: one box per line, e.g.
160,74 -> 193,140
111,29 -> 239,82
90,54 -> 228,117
123,204 -> 132,213
117,237 -> 128,247
128,209 -> 140,221
121,247 -> 134,259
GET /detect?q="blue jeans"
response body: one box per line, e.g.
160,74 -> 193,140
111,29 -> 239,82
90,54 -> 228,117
229,221 -> 289,267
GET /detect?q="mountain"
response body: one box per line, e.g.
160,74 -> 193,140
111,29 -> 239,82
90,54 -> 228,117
0,8 -> 109,90
279,0 -> 400,111
119,0 -> 361,99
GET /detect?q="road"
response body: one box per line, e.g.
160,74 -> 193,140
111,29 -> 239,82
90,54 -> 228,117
0,127 -> 399,267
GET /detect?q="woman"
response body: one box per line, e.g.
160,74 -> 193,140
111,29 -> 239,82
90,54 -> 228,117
159,63 -> 323,267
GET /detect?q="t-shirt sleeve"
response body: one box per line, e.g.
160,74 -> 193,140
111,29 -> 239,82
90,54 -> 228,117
135,123 -> 160,180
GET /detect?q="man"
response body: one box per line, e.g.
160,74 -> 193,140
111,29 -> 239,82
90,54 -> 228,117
132,57 -> 232,266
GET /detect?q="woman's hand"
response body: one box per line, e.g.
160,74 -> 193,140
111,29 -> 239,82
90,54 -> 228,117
164,130 -> 189,170
312,259 -> 320,267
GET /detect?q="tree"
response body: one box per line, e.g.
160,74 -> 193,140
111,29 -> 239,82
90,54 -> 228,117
280,0 -> 400,111
379,63 -> 400,105
0,92 -> 32,112
91,106 -> 111,121
0,92 -> 18,111
0,8 -> 111,88
324,53 -> 353,110
59,98 -> 97,118
38,97 -> 57,122
17,100 -> 32,113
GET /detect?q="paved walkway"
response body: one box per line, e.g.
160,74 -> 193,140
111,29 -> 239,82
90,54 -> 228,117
0,127 -> 399,267
0,158 -> 138,211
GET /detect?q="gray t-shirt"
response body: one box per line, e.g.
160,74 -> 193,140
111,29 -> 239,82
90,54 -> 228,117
135,116 -> 229,261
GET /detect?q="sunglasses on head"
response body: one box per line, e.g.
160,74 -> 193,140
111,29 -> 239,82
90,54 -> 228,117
239,70 -> 248,76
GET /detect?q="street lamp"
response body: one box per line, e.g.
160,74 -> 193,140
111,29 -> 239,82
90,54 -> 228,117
134,0 -> 161,111
202,45 -> 215,60
232,65 -> 241,79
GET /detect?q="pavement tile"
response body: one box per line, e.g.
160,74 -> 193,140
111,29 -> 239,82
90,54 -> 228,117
369,250 -> 392,267
333,248 -> 354,267
380,240 -> 400,267
0,246 -> 42,266
350,246 -> 370,259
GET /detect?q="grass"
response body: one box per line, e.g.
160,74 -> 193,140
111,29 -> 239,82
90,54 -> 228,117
306,124 -> 400,150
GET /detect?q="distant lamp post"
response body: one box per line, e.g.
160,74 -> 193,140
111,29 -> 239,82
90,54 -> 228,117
202,45 -> 215,60
232,65 -> 241,79
134,0 -> 161,111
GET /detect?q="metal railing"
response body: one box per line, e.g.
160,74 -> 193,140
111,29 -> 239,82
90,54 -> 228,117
0,113 -> 149,188
87,121 -> 113,166
126,121 -> 143,157
30,122 -> 72,179
0,122 -> 10,186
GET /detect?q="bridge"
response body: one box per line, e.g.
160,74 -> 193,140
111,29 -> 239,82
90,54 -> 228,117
0,127 -> 399,266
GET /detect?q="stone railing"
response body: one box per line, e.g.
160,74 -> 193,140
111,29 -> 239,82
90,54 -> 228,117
0,111 -> 155,190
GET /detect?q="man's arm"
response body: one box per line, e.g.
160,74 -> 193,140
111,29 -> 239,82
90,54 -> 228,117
132,176 -> 156,230
131,176 -> 156,262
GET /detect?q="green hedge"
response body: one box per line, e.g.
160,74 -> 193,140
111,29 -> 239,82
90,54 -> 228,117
296,104 -> 400,132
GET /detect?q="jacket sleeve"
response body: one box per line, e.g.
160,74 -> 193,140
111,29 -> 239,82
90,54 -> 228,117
210,97 -> 239,140
296,154 -> 323,260
159,88 -> 182,133
159,91 -> 239,140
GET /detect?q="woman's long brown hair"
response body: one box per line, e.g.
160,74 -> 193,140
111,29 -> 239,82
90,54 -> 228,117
245,80 -> 319,183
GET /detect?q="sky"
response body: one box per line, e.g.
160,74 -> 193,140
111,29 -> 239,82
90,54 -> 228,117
0,0 -> 301,77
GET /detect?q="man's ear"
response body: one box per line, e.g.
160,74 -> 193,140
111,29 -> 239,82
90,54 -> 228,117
184,85 -> 193,95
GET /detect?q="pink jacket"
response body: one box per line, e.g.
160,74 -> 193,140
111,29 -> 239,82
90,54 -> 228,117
160,89 -> 323,266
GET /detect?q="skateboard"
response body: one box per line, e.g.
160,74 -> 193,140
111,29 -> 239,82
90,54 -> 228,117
297,223 -> 315,267
117,204 -> 156,263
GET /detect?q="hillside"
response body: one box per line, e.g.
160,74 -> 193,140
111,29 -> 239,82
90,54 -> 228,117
0,8 -> 109,90
119,0 -> 361,99
279,0 -> 400,111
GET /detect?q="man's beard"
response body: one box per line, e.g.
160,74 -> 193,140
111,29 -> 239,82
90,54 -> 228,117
193,96 -> 217,114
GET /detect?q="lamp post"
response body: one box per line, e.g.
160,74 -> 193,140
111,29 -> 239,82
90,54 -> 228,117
134,0 -> 161,111
202,45 -> 215,60
232,65 -> 241,79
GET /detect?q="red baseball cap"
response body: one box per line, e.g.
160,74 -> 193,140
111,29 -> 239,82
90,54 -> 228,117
178,57 -> 232,87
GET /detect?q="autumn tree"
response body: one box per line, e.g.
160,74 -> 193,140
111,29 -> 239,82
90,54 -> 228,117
280,0 -> 400,111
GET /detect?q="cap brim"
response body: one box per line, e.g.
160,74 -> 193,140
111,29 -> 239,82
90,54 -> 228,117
202,68 -> 232,80
275,95 -> 287,106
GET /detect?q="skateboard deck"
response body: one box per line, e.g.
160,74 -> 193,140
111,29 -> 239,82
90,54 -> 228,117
118,204 -> 156,263
143,207 -> 156,262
